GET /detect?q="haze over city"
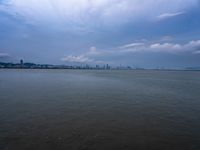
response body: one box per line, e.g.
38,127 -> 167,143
0,0 -> 200,69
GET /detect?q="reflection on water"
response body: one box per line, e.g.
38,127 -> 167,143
0,69 -> 200,150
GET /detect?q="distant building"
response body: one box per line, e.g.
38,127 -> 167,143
106,64 -> 110,70
96,65 -> 100,69
20,59 -> 24,68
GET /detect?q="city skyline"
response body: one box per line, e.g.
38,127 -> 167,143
1,59 -> 200,70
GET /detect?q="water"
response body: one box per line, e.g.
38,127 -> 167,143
0,69 -> 200,150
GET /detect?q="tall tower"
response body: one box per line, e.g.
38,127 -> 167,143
106,64 -> 110,70
20,59 -> 23,68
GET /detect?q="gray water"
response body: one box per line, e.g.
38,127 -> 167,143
0,69 -> 200,150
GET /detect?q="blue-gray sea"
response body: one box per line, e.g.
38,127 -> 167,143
0,69 -> 200,150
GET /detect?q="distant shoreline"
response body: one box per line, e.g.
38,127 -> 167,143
1,61 -> 200,71
0,68 -> 200,72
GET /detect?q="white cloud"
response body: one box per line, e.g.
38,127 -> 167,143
73,40 -> 200,61
185,40 -> 200,53
60,39 -> 200,65
186,40 -> 200,48
0,53 -> 10,58
61,55 -> 93,63
61,46 -> 115,64
88,46 -> 100,55
157,12 -> 185,20
115,40 -> 200,54
120,43 -> 144,49
85,40 -> 200,57
0,0 -> 198,28
150,43 -> 182,53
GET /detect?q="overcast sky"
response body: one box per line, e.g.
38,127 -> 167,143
0,0 -> 200,68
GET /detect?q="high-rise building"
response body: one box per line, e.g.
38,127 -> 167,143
20,59 -> 23,68
106,64 -> 110,70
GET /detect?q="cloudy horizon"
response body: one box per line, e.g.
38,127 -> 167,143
0,0 -> 200,68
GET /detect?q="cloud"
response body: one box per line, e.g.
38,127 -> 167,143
59,39 -> 200,66
0,52 -> 10,58
106,40 -> 200,54
120,43 -> 144,49
0,0 -> 198,28
88,46 -> 100,55
61,46 -> 114,64
187,40 -> 200,48
185,40 -> 200,53
157,12 -> 185,20
74,40 -> 200,61
61,55 -> 94,63
150,43 -> 182,53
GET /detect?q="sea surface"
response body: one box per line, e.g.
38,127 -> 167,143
0,69 -> 200,150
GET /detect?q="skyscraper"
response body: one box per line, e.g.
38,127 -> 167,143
20,59 -> 23,68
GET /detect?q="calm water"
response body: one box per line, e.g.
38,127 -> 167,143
0,69 -> 200,150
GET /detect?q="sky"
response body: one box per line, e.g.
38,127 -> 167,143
0,0 -> 200,68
